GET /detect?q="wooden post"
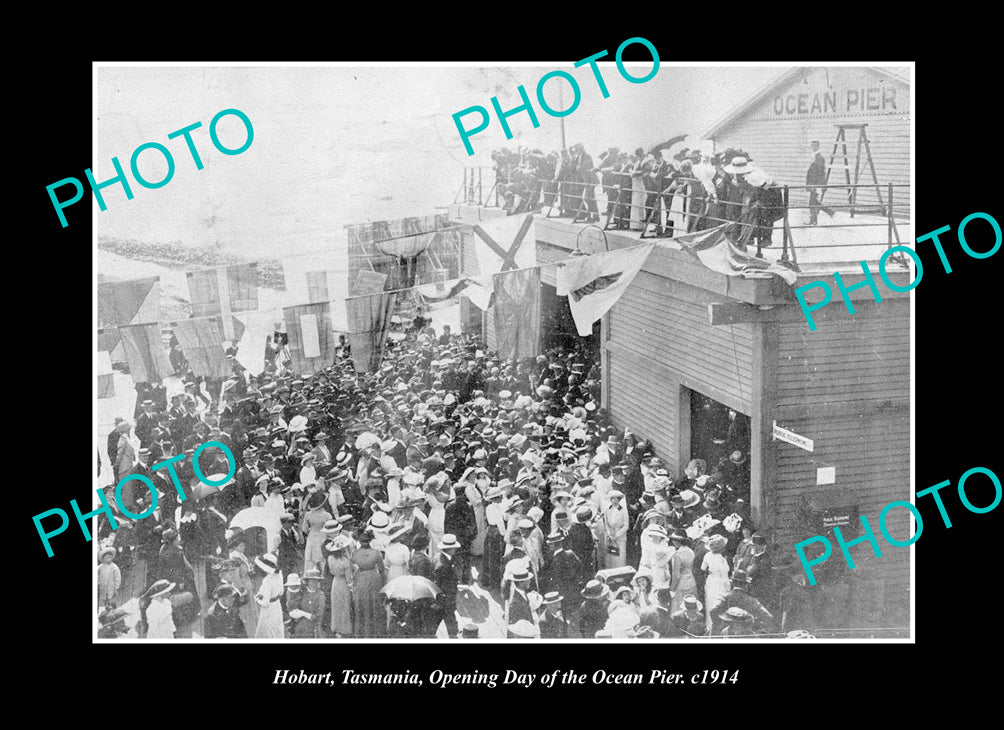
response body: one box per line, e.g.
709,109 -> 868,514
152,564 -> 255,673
749,321 -> 780,532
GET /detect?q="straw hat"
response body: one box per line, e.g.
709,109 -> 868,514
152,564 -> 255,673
254,553 -> 280,574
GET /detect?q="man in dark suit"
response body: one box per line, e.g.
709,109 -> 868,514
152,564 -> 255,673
107,417 -> 124,471
708,569 -> 775,635
444,488 -> 477,583
204,583 -> 248,639
567,506 -> 597,584
434,535 -> 462,638
538,591 -> 571,638
570,143 -> 599,222
806,140 -> 833,225
639,588 -> 676,637
134,400 -> 158,448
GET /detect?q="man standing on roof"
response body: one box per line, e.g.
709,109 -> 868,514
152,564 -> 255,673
806,140 -> 834,225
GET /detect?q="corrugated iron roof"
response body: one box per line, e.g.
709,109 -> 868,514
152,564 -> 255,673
702,66 -> 912,140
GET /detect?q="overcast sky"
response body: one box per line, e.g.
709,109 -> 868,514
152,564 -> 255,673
95,64 -> 786,257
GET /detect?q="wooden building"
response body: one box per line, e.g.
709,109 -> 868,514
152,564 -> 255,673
450,200 -> 911,633
703,66 -> 911,219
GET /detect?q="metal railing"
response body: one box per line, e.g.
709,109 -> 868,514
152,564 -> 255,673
457,170 -> 910,268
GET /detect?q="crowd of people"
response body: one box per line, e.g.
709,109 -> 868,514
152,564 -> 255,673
96,309 -> 818,640
489,143 -> 787,252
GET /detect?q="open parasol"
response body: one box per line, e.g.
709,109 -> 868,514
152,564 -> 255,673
187,473 -> 234,502
380,575 -> 440,601
355,431 -> 381,450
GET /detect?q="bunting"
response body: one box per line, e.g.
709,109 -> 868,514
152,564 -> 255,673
172,316 -> 231,379
187,263 -> 259,338
415,276 -> 494,310
556,244 -> 655,336
97,350 -> 115,399
233,310 -> 278,377
673,224 -> 799,286
492,267 -> 540,360
119,323 -> 173,384
352,269 -> 389,296
280,253 -> 350,332
97,277 -> 161,352
283,302 -> 336,375
346,291 -> 399,373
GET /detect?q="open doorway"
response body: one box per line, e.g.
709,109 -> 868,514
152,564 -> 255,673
686,387 -> 750,497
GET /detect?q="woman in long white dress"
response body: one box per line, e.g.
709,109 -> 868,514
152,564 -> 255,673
701,534 -> 732,633
253,553 -> 285,639
144,580 -> 177,639
466,468 -> 489,559
602,490 -> 629,569
383,526 -> 412,582
425,478 -> 449,563
641,526 -> 673,589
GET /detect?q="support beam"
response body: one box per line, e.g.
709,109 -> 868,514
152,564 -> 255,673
709,299 -> 893,326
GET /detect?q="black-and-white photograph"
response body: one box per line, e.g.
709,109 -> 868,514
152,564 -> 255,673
91,62 -> 912,641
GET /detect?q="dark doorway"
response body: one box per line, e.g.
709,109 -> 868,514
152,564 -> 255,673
688,389 -> 750,476
539,282 -> 599,362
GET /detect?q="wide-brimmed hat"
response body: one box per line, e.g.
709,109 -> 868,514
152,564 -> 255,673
681,595 -> 703,613
546,530 -> 565,545
99,607 -> 129,627
723,156 -> 756,175
543,591 -> 563,605
302,567 -> 323,581
320,519 -> 342,535
213,582 -> 240,599
327,534 -> 354,552
439,534 -> 461,551
284,572 -> 301,587
679,490 -> 701,508
255,553 -> 279,574
720,607 -> 754,623
729,449 -> 747,465
607,489 -> 625,501
147,579 -> 176,598
305,491 -> 328,511
97,546 -> 117,562
575,505 -> 594,523
580,580 -> 610,600
707,534 -> 728,552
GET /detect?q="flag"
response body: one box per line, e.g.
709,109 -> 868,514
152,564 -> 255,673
97,350 -> 115,399
280,252 -> 350,332
346,291 -> 399,373
187,264 -> 259,338
470,213 -> 536,277
492,267 -> 540,360
98,277 -> 161,352
556,244 -> 654,336
119,323 -> 172,384
351,270 -> 389,296
283,302 -> 336,375
172,316 -> 231,379
415,276 -> 493,310
672,224 -> 799,285
233,310 -> 277,376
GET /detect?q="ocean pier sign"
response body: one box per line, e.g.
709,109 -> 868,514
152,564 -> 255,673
772,86 -> 898,116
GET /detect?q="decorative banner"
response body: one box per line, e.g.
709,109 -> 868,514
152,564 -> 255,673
673,224 -> 798,285
299,313 -> 322,358
172,316 -> 231,379
97,277 -> 161,351
283,302 -> 335,374
119,322 -> 173,384
280,253 -> 349,332
187,263 -> 259,337
233,310 -> 277,377
471,213 -> 536,276
346,291 -> 399,373
415,276 -> 493,310
97,350 -> 115,399
492,267 -> 540,360
556,244 -> 655,336
351,269 -> 388,296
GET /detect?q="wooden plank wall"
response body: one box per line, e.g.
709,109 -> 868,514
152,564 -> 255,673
771,297 -> 910,619
712,67 -> 910,219
605,271 -> 754,475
